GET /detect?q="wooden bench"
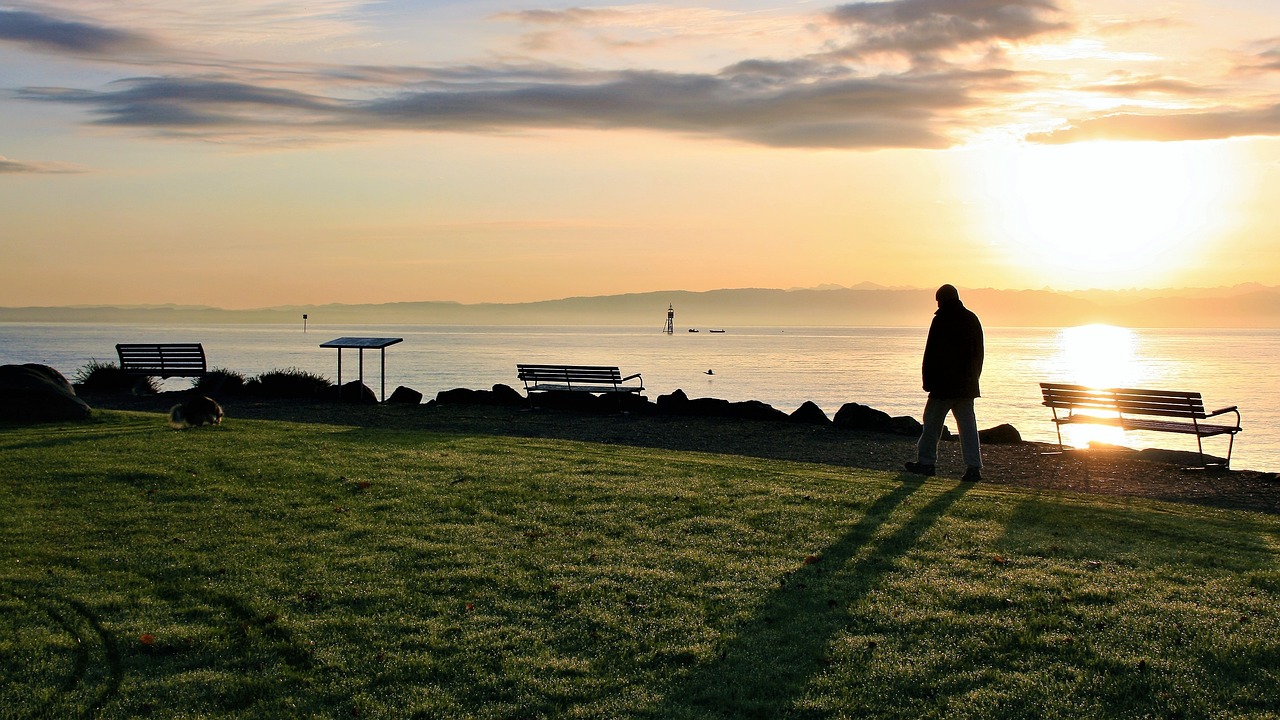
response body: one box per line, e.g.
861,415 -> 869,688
1040,382 -> 1241,468
116,343 -> 208,378
517,364 -> 643,395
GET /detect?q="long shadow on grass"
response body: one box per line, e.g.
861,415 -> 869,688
649,477 -> 972,719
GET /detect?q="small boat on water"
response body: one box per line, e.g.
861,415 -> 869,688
709,329 -> 726,333
688,328 -> 699,332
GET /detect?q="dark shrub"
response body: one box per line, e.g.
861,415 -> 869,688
192,368 -> 247,396
246,368 -> 333,398
74,359 -> 159,394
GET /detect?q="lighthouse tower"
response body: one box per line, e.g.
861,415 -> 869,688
664,304 -> 674,334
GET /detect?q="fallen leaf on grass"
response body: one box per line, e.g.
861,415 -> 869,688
991,555 -> 1009,565
803,555 -> 822,565
139,634 -> 156,646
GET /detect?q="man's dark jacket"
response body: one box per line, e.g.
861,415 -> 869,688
922,298 -> 984,399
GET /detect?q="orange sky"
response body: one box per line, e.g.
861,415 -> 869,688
3,0 -> 1280,308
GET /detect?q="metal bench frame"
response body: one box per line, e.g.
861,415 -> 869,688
1040,382 -> 1241,468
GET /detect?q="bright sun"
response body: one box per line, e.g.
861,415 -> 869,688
975,140 -> 1233,287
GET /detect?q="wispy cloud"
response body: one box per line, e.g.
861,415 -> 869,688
828,0 -> 1071,64
1027,104 -> 1280,143
9,0 -> 372,48
0,155 -> 87,173
19,66 -> 1004,149
0,7 -> 158,56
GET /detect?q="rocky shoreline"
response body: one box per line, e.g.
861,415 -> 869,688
62,379 -> 1280,516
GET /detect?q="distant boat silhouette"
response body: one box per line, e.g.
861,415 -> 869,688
688,328 -> 699,332
709,329 -> 726,333
705,369 -> 714,375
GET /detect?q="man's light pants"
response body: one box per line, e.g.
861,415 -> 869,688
916,396 -> 982,468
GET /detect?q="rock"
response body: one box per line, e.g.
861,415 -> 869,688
491,384 -> 527,407
386,386 -> 423,404
436,387 -> 493,405
614,393 -> 654,414
727,400 -> 789,422
789,401 -> 832,425
531,390 -> 604,412
656,392 -> 786,421
833,402 -> 892,432
1135,447 -> 1224,467
0,364 -> 92,422
889,415 -> 923,437
655,389 -> 690,414
686,397 -> 734,417
979,423 -> 1022,444
323,381 -> 378,404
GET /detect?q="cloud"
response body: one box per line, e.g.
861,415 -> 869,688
1083,76 -> 1215,97
829,0 -> 1070,62
0,7 -> 157,56
9,1 -> 1280,150
1027,104 -> 1280,143
493,8 -> 628,27
10,0 -> 371,49
0,155 -> 86,173
1257,44 -> 1280,72
18,76 -> 347,129
19,65 -> 992,149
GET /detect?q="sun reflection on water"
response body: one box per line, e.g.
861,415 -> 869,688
1051,324 -> 1141,448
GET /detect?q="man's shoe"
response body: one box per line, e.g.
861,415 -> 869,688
962,466 -> 982,482
904,461 -> 936,477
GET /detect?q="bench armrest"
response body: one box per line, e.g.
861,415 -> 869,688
621,373 -> 642,383
1206,406 -> 1238,418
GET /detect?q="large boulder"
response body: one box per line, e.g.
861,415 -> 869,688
491,384 -> 527,407
833,402 -> 892,432
655,389 -> 691,414
889,415 -> 923,437
386,386 -> 423,404
789,401 -> 833,425
323,381 -> 378,404
979,423 -> 1023,444
726,400 -> 789,422
436,387 -> 494,405
0,364 -> 92,422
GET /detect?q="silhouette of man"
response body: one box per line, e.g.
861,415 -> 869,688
905,284 -> 984,481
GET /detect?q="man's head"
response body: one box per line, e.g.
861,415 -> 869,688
936,284 -> 960,306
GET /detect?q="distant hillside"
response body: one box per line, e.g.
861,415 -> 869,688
2,285 -> 1278,328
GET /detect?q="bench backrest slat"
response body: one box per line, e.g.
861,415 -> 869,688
517,364 -> 624,384
1040,383 -> 1207,419
116,343 -> 207,376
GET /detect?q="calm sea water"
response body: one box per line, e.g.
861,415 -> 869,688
3,323 -> 1277,472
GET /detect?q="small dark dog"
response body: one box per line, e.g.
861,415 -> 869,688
169,396 -> 224,429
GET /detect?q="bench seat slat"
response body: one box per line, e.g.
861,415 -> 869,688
1052,415 -> 1240,436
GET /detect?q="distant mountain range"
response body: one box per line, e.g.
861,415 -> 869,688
3,284 -> 1279,328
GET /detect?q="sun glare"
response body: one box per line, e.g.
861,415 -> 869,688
1057,324 -> 1140,389
975,140 -> 1233,287
1048,324 -> 1141,447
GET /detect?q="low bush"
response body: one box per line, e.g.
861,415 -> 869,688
73,359 -> 159,394
246,367 -> 333,398
192,368 -> 247,396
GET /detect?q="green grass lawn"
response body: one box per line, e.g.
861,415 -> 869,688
2,411 -> 1278,719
